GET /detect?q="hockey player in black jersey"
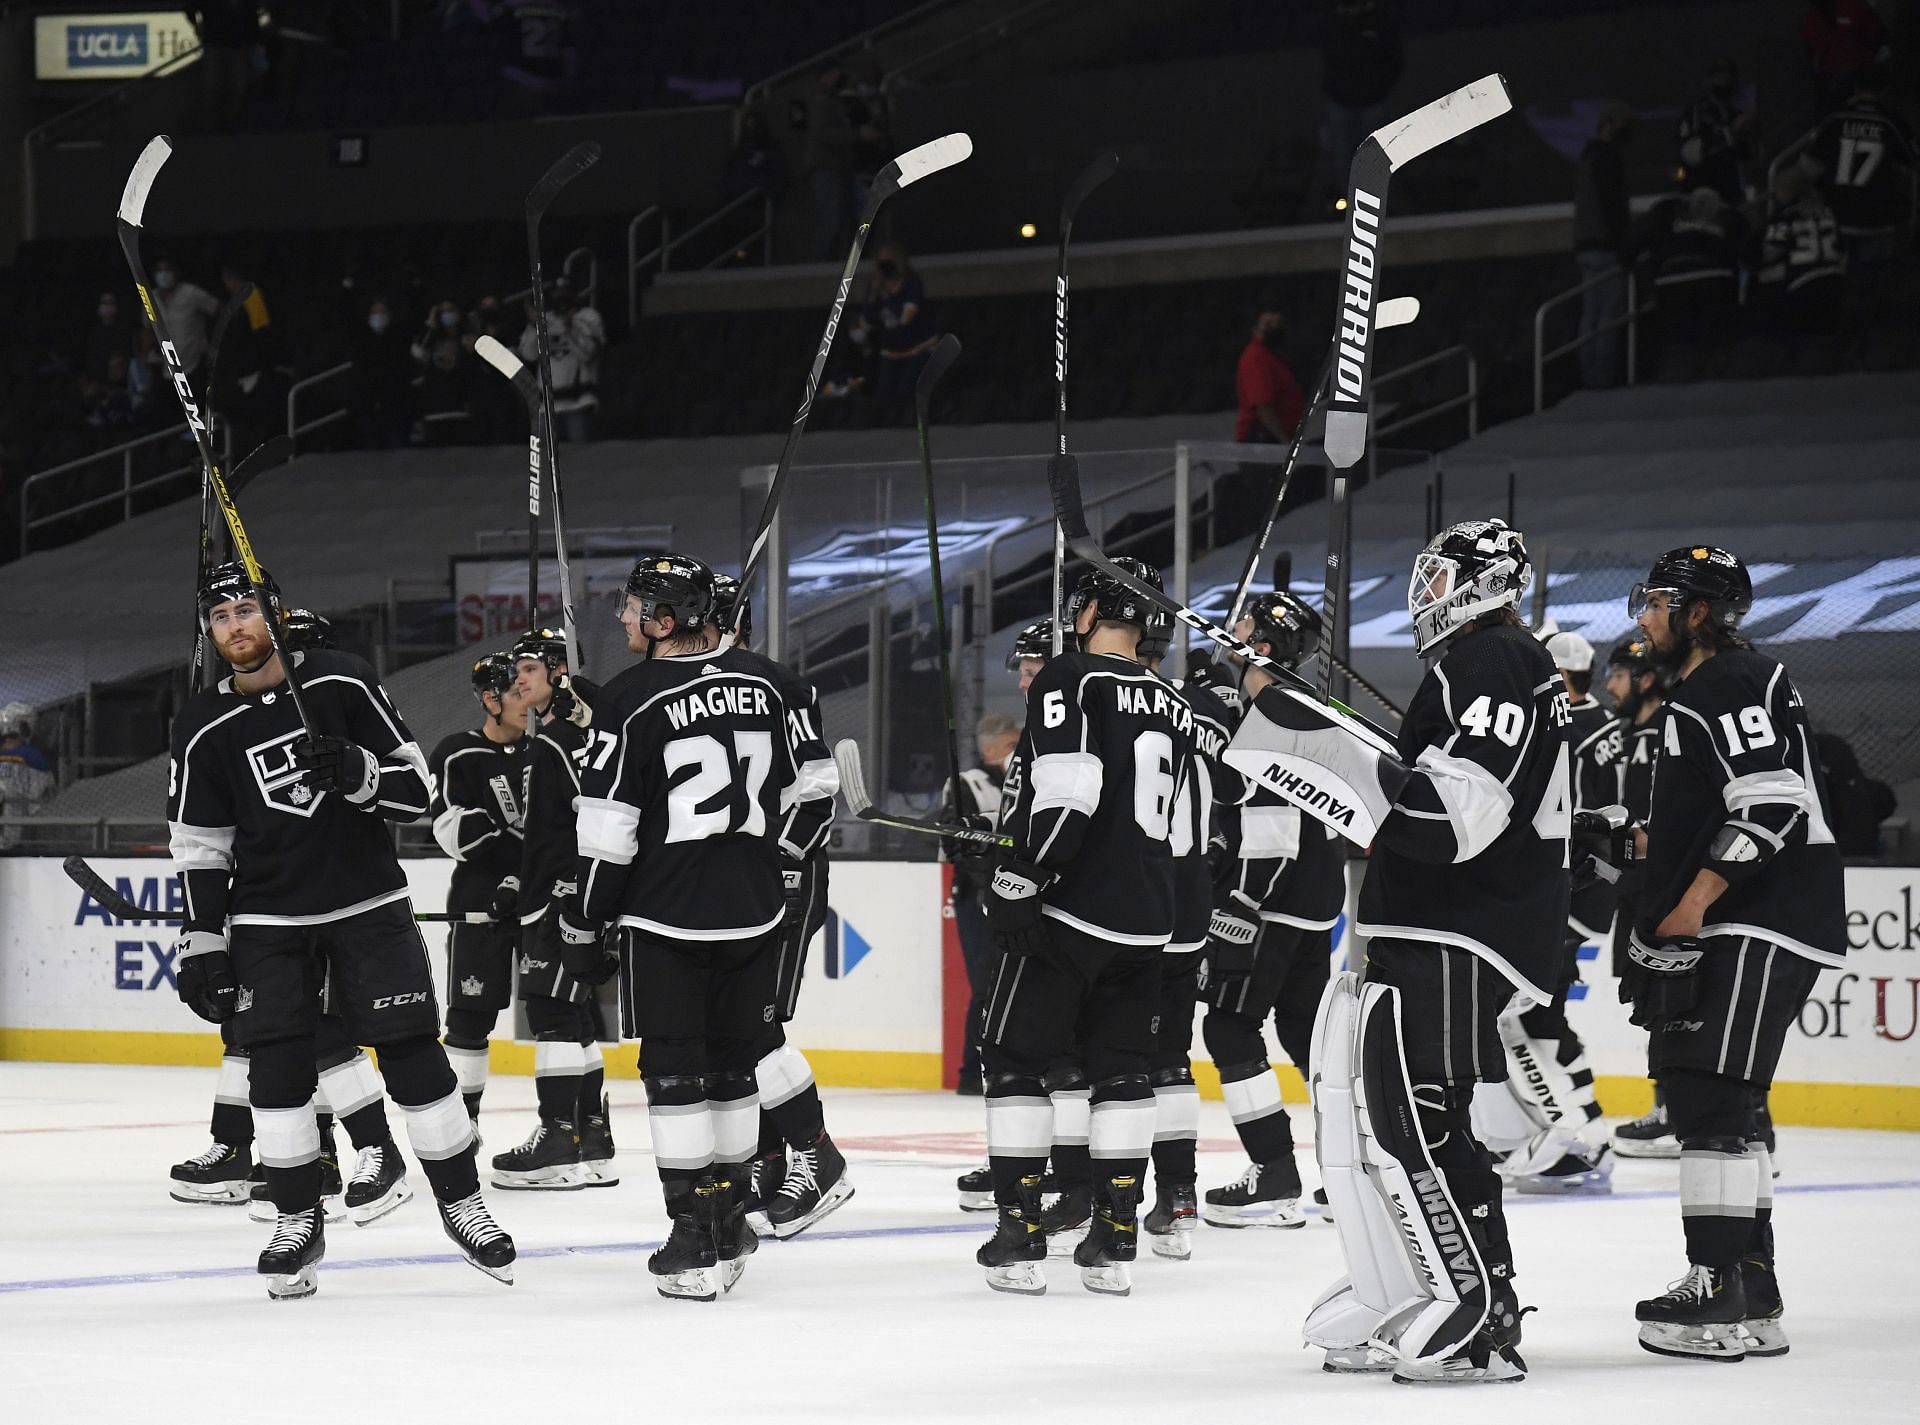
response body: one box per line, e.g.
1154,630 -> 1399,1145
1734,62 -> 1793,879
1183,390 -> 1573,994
432,652 -> 531,1140
1201,591 -> 1345,1231
562,553 -> 812,1300
974,558 -> 1197,1297
168,563 -> 513,1297
705,574 -> 855,1241
1626,546 -> 1845,1362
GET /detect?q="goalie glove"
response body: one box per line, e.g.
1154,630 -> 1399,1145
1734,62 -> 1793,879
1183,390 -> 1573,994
1223,686 -> 1409,844
174,931 -> 237,1024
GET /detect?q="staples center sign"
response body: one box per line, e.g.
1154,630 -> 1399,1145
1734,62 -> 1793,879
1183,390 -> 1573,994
34,12 -> 204,81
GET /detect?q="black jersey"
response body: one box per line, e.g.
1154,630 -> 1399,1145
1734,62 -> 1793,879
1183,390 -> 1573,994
1618,715 -> 1661,823
167,650 -> 432,930
1649,198 -> 1744,289
1357,623 -> 1573,1003
737,649 -> 836,862
517,716 -> 588,922
1641,649 -> 1845,967
429,728 -> 529,911
1003,651 -> 1196,947
1567,696 -> 1623,939
576,647 -> 799,941
1755,194 -> 1843,295
1217,676 -> 1344,932
1167,674 -> 1234,952
1811,97 -> 1916,237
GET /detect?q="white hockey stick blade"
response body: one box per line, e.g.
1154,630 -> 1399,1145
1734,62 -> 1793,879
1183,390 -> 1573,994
1377,296 -> 1419,329
892,133 -> 973,189
474,335 -> 524,380
118,135 -> 173,227
1373,75 -> 1511,171
832,739 -> 872,816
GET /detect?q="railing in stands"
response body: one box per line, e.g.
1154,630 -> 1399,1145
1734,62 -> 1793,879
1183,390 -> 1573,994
287,361 -> 355,450
882,0 -> 1067,93
504,246 -> 600,312
627,189 -> 774,326
1532,266 -> 1650,413
17,421 -> 229,559
740,0 -> 962,110
1376,344 -> 1479,443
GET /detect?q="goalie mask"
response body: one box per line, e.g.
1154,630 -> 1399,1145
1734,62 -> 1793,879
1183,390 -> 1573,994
1065,556 -> 1162,634
623,552 -> 716,641
1408,519 -> 1531,657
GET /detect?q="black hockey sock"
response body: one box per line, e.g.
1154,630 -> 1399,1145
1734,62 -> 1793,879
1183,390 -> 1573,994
581,1062 -> 605,1115
266,1160 -> 321,1216
1151,1137 -> 1197,1183
211,1097 -> 252,1148
316,1111 -> 335,1144
763,1082 -> 825,1150
339,1099 -> 393,1151
536,1071 -> 583,1123
984,1070 -> 1050,1205
756,1107 -> 783,1158
1050,1141 -> 1092,1189
1216,1057 -> 1294,1166
417,1148 -> 481,1205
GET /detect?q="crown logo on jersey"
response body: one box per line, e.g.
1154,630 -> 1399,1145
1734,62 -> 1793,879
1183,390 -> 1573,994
461,976 -> 484,997
288,783 -> 313,806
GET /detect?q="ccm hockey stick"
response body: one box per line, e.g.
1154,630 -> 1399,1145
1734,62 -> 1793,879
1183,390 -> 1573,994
1049,151 -> 1121,656
730,132 -> 973,636
913,334 -> 968,816
62,856 -> 494,924
120,136 -> 313,733
1321,75 -> 1511,699
185,279 -> 251,691
833,740 -> 1012,851
522,141 -> 600,666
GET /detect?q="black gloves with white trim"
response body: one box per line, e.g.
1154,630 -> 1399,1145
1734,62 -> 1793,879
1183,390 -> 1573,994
986,860 -> 1055,958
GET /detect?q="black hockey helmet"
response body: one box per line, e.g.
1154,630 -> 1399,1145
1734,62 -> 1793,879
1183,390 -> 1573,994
281,608 -> 334,651
1628,545 -> 1752,635
1136,610 -> 1174,664
710,572 -> 751,645
197,560 -> 281,625
471,651 -> 515,701
510,625 -> 569,673
1608,634 -> 1658,678
1005,618 -> 1056,671
1408,518 -> 1531,656
1243,589 -> 1322,669
623,552 -> 716,639
1064,556 -> 1162,633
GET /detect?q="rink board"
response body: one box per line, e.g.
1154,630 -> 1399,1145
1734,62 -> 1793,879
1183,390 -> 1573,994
1,856 -> 1915,1127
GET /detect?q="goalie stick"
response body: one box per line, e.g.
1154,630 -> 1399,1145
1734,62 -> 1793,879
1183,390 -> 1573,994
913,334 -> 967,817
62,857 -> 494,924
1320,75 -> 1511,701
833,740 -> 1012,851
731,132 -> 972,637
522,141 -> 600,666
120,135 -> 314,734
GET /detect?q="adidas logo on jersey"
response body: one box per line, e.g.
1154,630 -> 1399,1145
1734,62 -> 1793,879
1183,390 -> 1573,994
701,663 -> 721,674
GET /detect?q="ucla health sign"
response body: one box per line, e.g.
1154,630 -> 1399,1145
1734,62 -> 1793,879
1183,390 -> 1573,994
34,12 -> 203,80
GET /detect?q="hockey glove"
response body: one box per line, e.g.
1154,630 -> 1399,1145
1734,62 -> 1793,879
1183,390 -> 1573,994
548,676 -> 592,730
780,858 -> 808,930
556,903 -> 619,986
1625,930 -> 1703,1028
174,931 -> 238,1024
1206,890 -> 1261,981
490,874 -> 521,925
292,734 -> 380,805
1571,806 -> 1630,891
986,860 -> 1055,958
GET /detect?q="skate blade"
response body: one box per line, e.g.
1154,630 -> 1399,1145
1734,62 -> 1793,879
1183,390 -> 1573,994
264,1265 -> 319,1301
1612,1139 -> 1681,1160
1147,1230 -> 1192,1261
579,1159 -> 620,1188
490,1167 -> 587,1191
1740,1320 -> 1790,1357
654,1267 -> 719,1302
1202,1202 -> 1306,1229
719,1257 -> 749,1294
1079,1263 -> 1131,1297
461,1255 -> 514,1286
1321,1347 -> 1393,1374
168,1182 -> 252,1205
984,1263 -> 1046,1296
1513,1174 -> 1612,1197
958,1192 -> 996,1212
348,1180 -> 413,1226
1637,1322 -> 1746,1361
1045,1224 -> 1089,1259
771,1177 -> 856,1240
745,1210 -> 772,1236
1391,1362 -> 1527,1385
321,1195 -> 349,1224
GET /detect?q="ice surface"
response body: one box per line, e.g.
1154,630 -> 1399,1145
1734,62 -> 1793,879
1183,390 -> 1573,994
1,1062 -> 1915,1424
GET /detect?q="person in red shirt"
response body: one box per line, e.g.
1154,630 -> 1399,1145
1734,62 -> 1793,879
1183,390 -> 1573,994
1235,308 -> 1305,444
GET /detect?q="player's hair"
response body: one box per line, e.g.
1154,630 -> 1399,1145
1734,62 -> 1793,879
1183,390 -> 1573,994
975,713 -> 1018,741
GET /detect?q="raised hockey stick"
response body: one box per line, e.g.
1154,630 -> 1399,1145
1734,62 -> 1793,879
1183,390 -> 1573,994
120,136 -> 313,733
833,740 -> 1012,851
522,141 -> 600,664
729,132 -> 973,636
185,281 -> 249,689
1320,76 -> 1511,699
913,333 -> 968,815
61,856 -> 495,924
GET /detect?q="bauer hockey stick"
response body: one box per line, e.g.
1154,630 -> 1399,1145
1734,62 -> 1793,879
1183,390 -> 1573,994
1049,151 -> 1121,657
120,136 -> 313,733
730,132 -> 973,637
832,741 -> 1012,851
1320,76 -> 1511,700
913,334 -> 968,817
522,141 -> 600,665
61,857 -> 495,924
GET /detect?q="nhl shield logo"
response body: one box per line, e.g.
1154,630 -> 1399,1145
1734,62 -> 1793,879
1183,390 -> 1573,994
247,729 -> 325,818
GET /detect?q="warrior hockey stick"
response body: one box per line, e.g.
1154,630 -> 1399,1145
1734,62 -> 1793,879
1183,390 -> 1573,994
61,857 -> 494,923
833,740 -> 1012,851
914,334 -> 968,816
523,141 -> 600,665
1321,76 -> 1510,699
119,136 -> 314,733
1049,151 -> 1121,657
730,132 -> 973,636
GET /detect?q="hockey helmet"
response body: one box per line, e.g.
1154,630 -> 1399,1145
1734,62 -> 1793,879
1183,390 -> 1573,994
1136,609 -> 1174,664
1064,557 -> 1162,634
1243,589 -> 1322,669
281,608 -> 335,652
710,573 -> 751,645
510,625 -> 569,673
623,552 -> 716,639
470,651 -> 516,701
1408,518 -> 1531,656
197,560 -> 281,626
1628,545 -> 1752,635
1005,619 -> 1057,672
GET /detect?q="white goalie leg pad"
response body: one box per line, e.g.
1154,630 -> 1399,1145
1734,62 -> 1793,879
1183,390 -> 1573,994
317,1050 -> 383,1118
215,1053 -> 251,1109
1497,1005 -> 1580,1130
1304,973 -> 1423,1353
1468,1081 -> 1540,1158
754,1042 -> 815,1110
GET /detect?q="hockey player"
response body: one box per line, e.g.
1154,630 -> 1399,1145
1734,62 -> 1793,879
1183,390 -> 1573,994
1626,546 -> 1844,1361
1200,591 -> 1344,1231
559,553 -> 811,1300
432,653 -> 531,1138
707,573 -> 854,1240
168,563 -> 512,1297
973,558 -> 1196,1297
491,627 -> 615,1190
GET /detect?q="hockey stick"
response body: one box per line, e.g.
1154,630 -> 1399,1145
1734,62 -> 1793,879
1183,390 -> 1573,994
120,136 -> 313,733
913,333 -> 967,817
185,281 -> 250,689
729,132 -> 973,636
473,333 -> 573,657
523,141 -> 600,664
61,856 -> 495,924
1320,75 -> 1511,699
832,741 -> 1012,851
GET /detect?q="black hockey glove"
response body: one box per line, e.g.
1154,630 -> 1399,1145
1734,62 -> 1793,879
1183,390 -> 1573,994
986,861 -> 1055,959
174,931 -> 238,1024
1207,890 -> 1261,981
547,675 -> 592,730
292,734 -> 380,805
780,858 -> 808,930
556,902 -> 619,986
1625,930 -> 1703,1028
1570,806 -> 1630,892
490,874 -> 521,925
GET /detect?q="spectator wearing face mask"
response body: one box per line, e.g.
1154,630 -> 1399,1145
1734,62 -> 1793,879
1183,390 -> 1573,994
80,290 -> 131,384
350,297 -> 416,449
850,241 -> 937,403
150,258 -> 223,385
1235,304 -> 1304,444
412,299 -> 476,445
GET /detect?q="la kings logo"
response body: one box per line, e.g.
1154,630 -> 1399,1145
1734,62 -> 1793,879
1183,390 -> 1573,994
247,729 -> 325,818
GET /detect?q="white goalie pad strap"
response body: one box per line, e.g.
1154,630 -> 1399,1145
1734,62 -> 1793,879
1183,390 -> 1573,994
215,1053 -> 251,1107
401,1090 -> 477,1162
317,1050 -> 383,1117
755,1043 -> 815,1110
1226,688 -> 1408,845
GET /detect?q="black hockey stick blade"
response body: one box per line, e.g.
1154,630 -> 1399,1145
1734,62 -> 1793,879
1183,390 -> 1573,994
833,740 -> 1011,850
226,434 -> 293,502
1061,150 -> 1120,228
914,332 -> 962,422
526,141 -> 601,219
473,335 -> 542,410
62,859 -> 492,924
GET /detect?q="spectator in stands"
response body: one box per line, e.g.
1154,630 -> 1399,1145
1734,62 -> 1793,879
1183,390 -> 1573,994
0,702 -> 54,847
1808,70 -> 1915,276
80,290 -> 131,384
150,258 -> 223,388
186,2 -> 260,129
1573,103 -> 1636,389
1676,59 -> 1753,207
1643,187 -> 1746,341
212,263 -> 280,457
517,278 -> 604,441
129,326 -> 161,422
1316,0 -> 1404,209
846,59 -> 893,218
350,297 -> 415,449
1235,305 -> 1305,445
851,242 -> 937,404
799,62 -> 856,260
79,355 -> 138,431
1802,0 -> 1891,111
1815,731 -> 1896,857
1752,163 -> 1845,330
413,300 -> 476,446
496,0 -> 579,113
722,106 -> 787,209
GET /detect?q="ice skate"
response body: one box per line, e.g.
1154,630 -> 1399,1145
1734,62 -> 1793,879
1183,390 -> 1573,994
744,1148 -> 784,1234
1143,1178 -> 1196,1260
489,1117 -> 584,1190
257,1206 -> 324,1301
1321,1345 -> 1393,1374
1636,1264 -> 1748,1361
1740,1255 -> 1790,1357
1203,1160 -> 1305,1228
1393,1284 -> 1531,1384
1039,1178 -> 1092,1258
1511,1142 -> 1615,1196
956,1164 -> 994,1212
578,1095 -> 619,1187
715,1176 -> 759,1294
976,1175 -> 1047,1295
248,1151 -> 347,1223
438,1190 -> 515,1284
344,1141 -> 412,1224
766,1132 -> 855,1239
168,1140 -> 252,1205
1613,1102 -> 1680,1159
650,1186 -> 722,1302
1313,1186 -> 1334,1223
1073,1176 -> 1141,1297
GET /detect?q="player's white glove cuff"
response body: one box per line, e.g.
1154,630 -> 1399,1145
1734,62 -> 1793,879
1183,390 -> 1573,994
1208,903 -> 1259,946
173,930 -> 227,961
1628,930 -> 1703,974
343,747 -> 380,805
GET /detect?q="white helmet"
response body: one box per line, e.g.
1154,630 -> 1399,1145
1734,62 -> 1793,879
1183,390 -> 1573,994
0,701 -> 31,737
1408,519 -> 1531,656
